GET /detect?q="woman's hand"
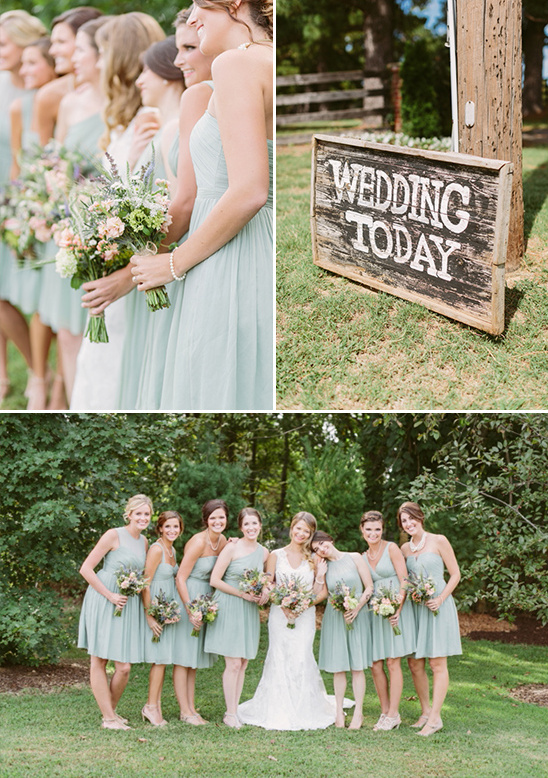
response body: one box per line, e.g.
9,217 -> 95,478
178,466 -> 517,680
344,606 -> 360,625
315,558 -> 327,581
110,593 -> 128,609
81,267 -> 134,314
146,614 -> 163,638
388,612 -> 400,628
426,596 -> 443,612
257,587 -> 270,606
128,111 -> 161,171
131,251 -> 173,291
187,610 -> 203,630
239,590 -> 257,602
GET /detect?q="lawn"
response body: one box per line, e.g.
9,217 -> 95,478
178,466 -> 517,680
276,143 -> 548,410
1,626 -> 547,778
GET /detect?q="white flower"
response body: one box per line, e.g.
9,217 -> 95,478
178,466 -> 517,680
55,248 -> 78,278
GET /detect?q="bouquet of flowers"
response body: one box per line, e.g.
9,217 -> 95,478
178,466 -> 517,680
55,151 -> 173,342
188,593 -> 219,638
369,584 -> 402,635
329,580 -> 360,630
147,589 -> 181,642
113,564 -> 148,617
269,574 -> 315,628
238,568 -> 270,597
0,141 -> 96,266
405,569 -> 439,616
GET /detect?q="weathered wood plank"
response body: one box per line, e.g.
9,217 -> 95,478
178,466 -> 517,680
276,70 -> 364,87
277,88 -> 373,107
311,135 -> 513,335
276,105 -> 384,126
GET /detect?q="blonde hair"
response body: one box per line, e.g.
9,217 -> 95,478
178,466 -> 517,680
0,10 -> 47,47
290,511 -> 317,568
192,0 -> 273,40
97,12 -> 165,149
123,493 -> 153,523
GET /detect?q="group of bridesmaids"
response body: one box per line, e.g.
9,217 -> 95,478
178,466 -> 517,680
0,1 -> 273,411
78,494 -> 462,735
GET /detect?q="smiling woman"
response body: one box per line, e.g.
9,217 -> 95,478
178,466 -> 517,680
77,493 -> 153,730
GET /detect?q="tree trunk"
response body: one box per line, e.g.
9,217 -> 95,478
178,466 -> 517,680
363,0 -> 393,127
523,17 -> 546,117
455,0 -> 524,271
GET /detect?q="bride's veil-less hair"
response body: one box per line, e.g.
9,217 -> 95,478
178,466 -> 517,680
289,511 -> 316,568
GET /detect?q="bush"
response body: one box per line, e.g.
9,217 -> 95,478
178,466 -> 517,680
0,588 -> 70,666
400,35 -> 451,138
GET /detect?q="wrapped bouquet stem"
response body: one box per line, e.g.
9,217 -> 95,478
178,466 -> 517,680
135,242 -> 170,312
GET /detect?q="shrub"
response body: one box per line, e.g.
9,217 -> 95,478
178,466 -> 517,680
0,587 -> 70,666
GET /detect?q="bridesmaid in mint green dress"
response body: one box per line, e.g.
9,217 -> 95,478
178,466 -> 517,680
131,1 -> 273,411
204,507 -> 269,728
312,531 -> 374,730
174,499 -> 230,724
361,510 -> 416,732
78,494 -> 152,730
399,501 -> 462,737
141,510 -> 184,726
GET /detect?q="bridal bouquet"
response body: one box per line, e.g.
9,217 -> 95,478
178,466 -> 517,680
188,593 -> 219,637
329,581 -> 360,630
405,570 -> 439,616
55,152 -> 173,342
269,575 -> 315,628
238,568 -> 270,597
114,564 -> 148,617
369,585 -> 402,635
147,589 -> 181,642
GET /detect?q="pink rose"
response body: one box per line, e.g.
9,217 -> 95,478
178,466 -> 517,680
98,217 -> 125,239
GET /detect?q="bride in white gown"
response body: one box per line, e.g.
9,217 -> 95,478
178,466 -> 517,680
238,512 -> 339,730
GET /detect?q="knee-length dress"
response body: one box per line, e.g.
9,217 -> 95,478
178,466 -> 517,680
365,543 -> 416,661
78,527 -> 147,663
144,542 -> 182,665
204,546 -> 265,660
159,111 -> 273,411
173,555 -> 218,669
406,552 -> 462,659
319,554 -> 372,673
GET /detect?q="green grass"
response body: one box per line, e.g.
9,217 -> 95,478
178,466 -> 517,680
277,145 -> 548,410
1,628 -> 547,777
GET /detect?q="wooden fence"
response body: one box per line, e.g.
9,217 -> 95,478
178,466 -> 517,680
276,68 -> 398,145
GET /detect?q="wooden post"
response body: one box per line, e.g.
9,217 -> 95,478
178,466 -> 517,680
455,0 -> 524,271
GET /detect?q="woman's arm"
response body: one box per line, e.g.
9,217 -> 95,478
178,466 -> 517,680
210,541 -> 256,601
426,535 -> 461,612
79,528 -> 126,608
176,535 -> 206,625
142,543 -> 163,638
313,558 -> 328,604
344,553 -> 374,626
9,99 -> 23,180
132,50 -> 270,289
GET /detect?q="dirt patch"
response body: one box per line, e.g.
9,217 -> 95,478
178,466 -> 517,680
509,684 -> 548,707
0,659 -> 89,694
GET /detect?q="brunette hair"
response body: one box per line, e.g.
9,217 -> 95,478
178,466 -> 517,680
397,501 -> 425,530
174,7 -> 192,27
311,530 -> 334,548
156,510 -> 183,535
27,37 -> 56,71
52,7 -> 103,34
96,12 -> 165,148
192,0 -> 273,41
78,16 -> 112,54
123,493 -> 153,523
0,10 -> 47,47
237,506 -> 262,530
360,510 -> 384,527
142,36 -> 183,82
201,499 -> 229,528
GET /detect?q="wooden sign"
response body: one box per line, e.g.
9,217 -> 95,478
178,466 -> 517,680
311,134 -> 513,334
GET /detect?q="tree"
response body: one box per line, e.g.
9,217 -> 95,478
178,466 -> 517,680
522,1 -> 548,117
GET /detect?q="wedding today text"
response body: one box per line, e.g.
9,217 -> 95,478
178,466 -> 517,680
327,159 -> 474,282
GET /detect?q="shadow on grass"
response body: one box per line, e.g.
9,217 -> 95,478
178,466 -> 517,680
522,150 -> 548,242
503,284 -> 526,328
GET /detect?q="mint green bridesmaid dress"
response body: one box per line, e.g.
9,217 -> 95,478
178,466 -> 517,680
365,543 -> 416,660
173,555 -> 217,669
204,546 -> 265,659
319,554 -> 372,672
159,111 -> 274,410
406,552 -> 462,658
144,542 -> 183,665
78,527 -> 147,663
38,112 -> 104,335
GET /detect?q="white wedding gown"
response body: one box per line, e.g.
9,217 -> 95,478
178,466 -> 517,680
237,548 -> 339,730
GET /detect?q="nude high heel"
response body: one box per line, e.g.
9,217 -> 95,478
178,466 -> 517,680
141,704 -> 167,726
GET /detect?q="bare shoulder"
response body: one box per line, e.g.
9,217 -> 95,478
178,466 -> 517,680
9,97 -> 22,118
184,531 -> 206,554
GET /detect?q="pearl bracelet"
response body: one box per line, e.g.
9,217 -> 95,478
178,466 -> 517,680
169,249 -> 186,282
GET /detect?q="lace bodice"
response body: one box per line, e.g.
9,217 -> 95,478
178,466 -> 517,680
274,547 -> 314,587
